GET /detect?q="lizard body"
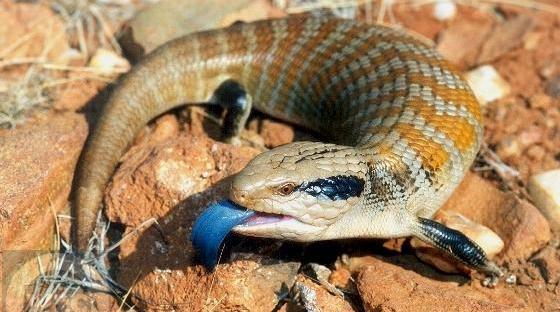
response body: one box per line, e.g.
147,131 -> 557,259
74,15 -> 500,276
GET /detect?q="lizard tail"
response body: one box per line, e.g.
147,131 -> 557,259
72,31 -> 240,251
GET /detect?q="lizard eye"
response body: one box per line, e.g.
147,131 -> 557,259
278,183 -> 296,196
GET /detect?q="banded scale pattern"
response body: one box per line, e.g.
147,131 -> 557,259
73,15 -> 482,253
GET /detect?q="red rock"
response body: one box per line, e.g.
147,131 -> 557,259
532,246 -> 560,284
391,4 -> 445,41
496,136 -> 522,159
0,2 -> 69,65
120,0 -> 286,62
523,31 -> 544,50
0,111 -> 87,310
57,291 -> 119,312
219,0 -> 286,26
127,260 -> 300,311
477,15 -> 533,64
329,266 -> 352,289
355,256 -> 530,312
106,122 -> 260,265
436,20 -> 493,69
529,93 -> 553,109
283,275 -> 354,312
545,74 -> 560,98
526,145 -> 546,161
249,118 -> 295,148
410,237 -> 467,274
539,59 -> 560,80
105,123 -> 260,227
54,72 -> 106,111
104,115 -> 304,310
441,172 -> 551,261
518,126 -> 543,147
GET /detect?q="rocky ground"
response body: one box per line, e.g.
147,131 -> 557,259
0,0 -> 559,311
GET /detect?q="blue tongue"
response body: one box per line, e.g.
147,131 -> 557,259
190,200 -> 254,269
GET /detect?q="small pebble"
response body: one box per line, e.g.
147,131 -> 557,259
496,137 -> 521,159
329,267 -> 352,289
465,65 -> 511,105
0,79 -> 8,93
505,274 -> 517,284
296,282 -> 320,312
439,211 -> 504,258
529,93 -> 552,109
411,211 -> 504,275
528,169 -> 560,231
433,0 -> 457,21
545,75 -> 560,98
523,32 -> 543,50
526,145 -> 546,161
88,48 -> 131,76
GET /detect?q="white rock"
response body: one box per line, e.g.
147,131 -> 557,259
433,0 -> 457,21
411,211 -> 504,274
56,48 -> 84,66
465,65 -> 511,105
528,169 -> 560,230
88,48 -> 130,76
439,211 -> 504,258
0,79 -> 8,93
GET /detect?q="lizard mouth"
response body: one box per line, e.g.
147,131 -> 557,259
239,212 -> 294,226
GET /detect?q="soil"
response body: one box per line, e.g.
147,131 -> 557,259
1,1 -> 560,311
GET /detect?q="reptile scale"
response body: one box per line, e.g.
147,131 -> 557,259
73,15 -> 502,277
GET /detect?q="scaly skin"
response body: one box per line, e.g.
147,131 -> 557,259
74,16 -> 499,276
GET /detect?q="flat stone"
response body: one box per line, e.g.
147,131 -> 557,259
528,169 -> 560,231
477,15 -> 533,64
105,115 -> 261,228
436,20 -> 493,69
119,0 -> 286,62
355,256 -> 530,312
441,172 -> 551,261
439,211 -> 505,258
127,260 -> 300,311
0,111 -> 87,310
411,211 -> 504,274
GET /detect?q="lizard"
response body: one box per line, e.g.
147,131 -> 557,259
73,15 -> 502,277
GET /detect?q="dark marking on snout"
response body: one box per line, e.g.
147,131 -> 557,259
297,175 -> 365,201
293,147 -> 353,164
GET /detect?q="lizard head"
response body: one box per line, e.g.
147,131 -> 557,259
230,141 -> 367,241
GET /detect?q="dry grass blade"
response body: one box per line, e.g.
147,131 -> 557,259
94,218 -> 158,260
475,143 -> 531,199
47,0 -> 136,58
0,69 -> 52,128
397,0 -> 560,14
279,0 -> 372,13
25,210 -> 158,311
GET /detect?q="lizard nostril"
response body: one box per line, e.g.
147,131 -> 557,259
231,186 -> 248,205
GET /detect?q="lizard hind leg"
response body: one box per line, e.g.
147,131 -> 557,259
411,217 -> 503,278
210,79 -> 252,146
